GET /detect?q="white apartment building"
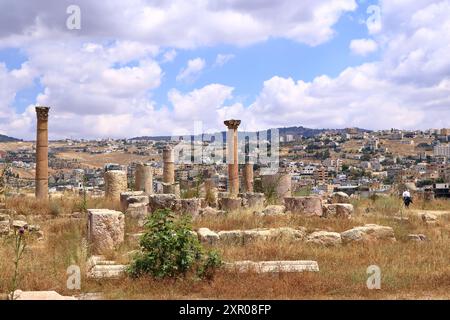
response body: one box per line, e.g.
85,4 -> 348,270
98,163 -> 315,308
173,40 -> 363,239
434,144 -> 450,157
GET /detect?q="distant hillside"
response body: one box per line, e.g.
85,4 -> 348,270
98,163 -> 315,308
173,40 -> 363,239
0,134 -> 21,142
278,126 -> 370,138
131,126 -> 370,141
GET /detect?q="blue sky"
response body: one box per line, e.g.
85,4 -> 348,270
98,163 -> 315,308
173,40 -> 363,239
0,0 -> 448,139
1,0 -> 378,115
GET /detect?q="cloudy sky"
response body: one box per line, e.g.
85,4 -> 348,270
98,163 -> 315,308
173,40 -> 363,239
0,0 -> 449,139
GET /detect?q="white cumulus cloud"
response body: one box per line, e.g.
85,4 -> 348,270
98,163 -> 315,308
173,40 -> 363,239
350,38 -> 378,56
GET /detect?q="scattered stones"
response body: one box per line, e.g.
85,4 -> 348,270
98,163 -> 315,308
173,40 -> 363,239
407,234 -> 428,242
284,196 -> 323,216
197,228 -> 220,245
322,204 -> 354,219
87,209 -> 125,254
224,260 -> 319,273
341,224 -> 396,244
0,214 -> 10,221
306,231 -> 342,246
86,256 -> 127,279
219,197 -> 242,212
329,192 -> 350,204
10,290 -> 76,300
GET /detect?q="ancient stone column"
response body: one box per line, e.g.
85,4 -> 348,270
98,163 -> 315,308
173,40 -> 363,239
163,147 -> 175,185
243,162 -> 254,193
224,119 -> 241,196
104,170 -> 127,201
162,146 -> 178,195
35,106 -> 50,200
135,163 -> 153,195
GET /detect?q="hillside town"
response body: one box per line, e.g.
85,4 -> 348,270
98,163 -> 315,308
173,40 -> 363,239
1,126 -> 449,200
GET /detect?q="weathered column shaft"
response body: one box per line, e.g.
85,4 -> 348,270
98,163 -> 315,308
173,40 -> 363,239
35,106 -> 50,200
224,120 -> 241,196
135,163 -> 153,195
104,170 -> 127,201
163,147 -> 175,184
243,163 -> 254,193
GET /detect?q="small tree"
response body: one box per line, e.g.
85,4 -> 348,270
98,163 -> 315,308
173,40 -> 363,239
127,209 -> 221,279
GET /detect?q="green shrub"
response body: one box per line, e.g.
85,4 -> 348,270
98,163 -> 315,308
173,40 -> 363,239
127,209 -> 222,279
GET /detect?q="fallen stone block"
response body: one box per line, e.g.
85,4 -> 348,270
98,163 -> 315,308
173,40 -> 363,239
329,192 -> 350,204
218,227 -> 306,245
197,228 -> 220,245
284,196 -> 323,216
86,255 -> 127,279
322,204 -> 353,219
88,265 -> 127,279
224,260 -> 319,273
0,214 -> 10,222
240,192 -> 265,209
87,209 -> 125,254
421,212 -> 438,225
341,224 -> 396,244
176,198 -> 201,216
0,221 -> 10,235
120,191 -> 146,212
148,194 -> 178,213
126,203 -> 148,226
12,220 -> 28,229
258,205 -> 286,216
219,197 -> 242,212
306,231 -> 342,246
10,290 -> 77,300
199,206 -> 225,216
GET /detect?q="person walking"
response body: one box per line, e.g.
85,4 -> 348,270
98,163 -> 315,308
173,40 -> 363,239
402,189 -> 413,208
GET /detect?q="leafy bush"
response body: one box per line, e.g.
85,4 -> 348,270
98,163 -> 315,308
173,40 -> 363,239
127,209 -> 222,279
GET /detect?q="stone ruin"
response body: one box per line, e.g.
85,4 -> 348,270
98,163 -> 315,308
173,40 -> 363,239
104,170 -> 127,201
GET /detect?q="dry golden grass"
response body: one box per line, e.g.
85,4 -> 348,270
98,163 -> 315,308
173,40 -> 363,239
0,196 -> 449,299
4,195 -> 121,217
55,151 -> 155,168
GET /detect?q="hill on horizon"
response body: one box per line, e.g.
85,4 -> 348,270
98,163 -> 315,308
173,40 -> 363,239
131,125 -> 370,141
0,134 -> 22,142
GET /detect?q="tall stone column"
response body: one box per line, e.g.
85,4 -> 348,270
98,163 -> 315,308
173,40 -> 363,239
224,119 -> 241,197
243,162 -> 254,193
135,163 -> 153,195
162,146 -> 177,194
35,106 -> 50,200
